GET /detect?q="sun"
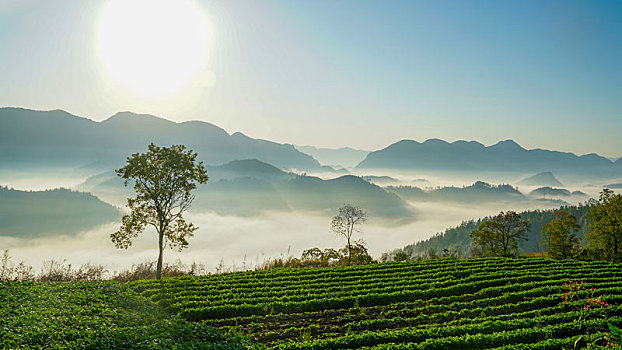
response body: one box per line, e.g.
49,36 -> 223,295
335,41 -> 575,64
97,0 -> 209,97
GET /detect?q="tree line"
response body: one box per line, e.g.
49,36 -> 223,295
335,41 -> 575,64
469,188 -> 622,262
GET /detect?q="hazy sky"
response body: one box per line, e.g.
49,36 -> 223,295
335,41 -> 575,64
1,1 -> 621,157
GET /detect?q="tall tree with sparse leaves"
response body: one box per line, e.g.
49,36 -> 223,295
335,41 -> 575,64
541,211 -> 581,259
587,189 -> 622,263
112,143 -> 208,279
470,211 -> 530,257
331,204 -> 367,265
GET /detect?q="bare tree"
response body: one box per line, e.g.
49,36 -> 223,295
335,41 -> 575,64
331,204 -> 367,265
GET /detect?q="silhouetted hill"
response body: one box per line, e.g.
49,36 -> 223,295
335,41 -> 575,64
0,186 -> 120,238
605,183 -> 622,189
519,172 -> 563,187
211,159 -> 294,183
219,159 -> 282,174
0,108 -> 321,170
529,187 -> 571,197
277,175 -> 413,224
392,205 -> 590,257
194,174 -> 414,220
295,145 -> 369,168
77,164 -> 413,223
357,139 -> 618,175
386,181 -> 525,203
361,175 -> 401,186
194,177 -> 290,216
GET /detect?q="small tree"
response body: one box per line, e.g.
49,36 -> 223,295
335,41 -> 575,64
587,189 -> 622,263
331,204 -> 367,265
112,143 -> 208,279
470,211 -> 530,257
301,248 -> 324,262
338,241 -> 373,266
393,251 -> 409,262
541,211 -> 581,259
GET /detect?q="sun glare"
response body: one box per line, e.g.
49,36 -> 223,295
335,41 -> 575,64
97,0 -> 209,97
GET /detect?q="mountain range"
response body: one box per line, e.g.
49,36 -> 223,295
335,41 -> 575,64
2,108 -> 620,177
0,108 -> 320,170
295,145 -> 368,168
78,159 -> 414,224
385,181 -> 526,203
357,139 -> 621,176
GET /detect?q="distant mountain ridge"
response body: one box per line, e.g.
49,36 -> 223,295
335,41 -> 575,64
518,172 -> 564,187
4,108 -> 619,176
295,145 -> 369,168
386,181 -> 526,203
0,186 -> 120,238
78,159 -> 414,224
0,108 -> 320,170
357,138 -> 620,175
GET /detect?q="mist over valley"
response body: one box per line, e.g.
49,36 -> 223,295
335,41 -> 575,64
2,108 -> 619,272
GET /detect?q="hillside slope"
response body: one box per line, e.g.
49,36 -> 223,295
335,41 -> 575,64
130,258 -> 622,349
0,186 -> 120,237
396,205 -> 591,257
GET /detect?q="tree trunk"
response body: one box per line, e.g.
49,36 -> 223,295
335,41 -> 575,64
348,221 -> 355,265
613,234 -> 619,263
347,238 -> 352,266
156,231 -> 164,279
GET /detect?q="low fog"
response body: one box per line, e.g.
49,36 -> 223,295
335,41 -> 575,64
1,165 -> 618,273
0,168 -> 90,191
0,199 -> 588,273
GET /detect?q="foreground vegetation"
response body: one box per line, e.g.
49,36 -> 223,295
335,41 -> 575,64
0,280 -> 261,349
129,258 -> 622,349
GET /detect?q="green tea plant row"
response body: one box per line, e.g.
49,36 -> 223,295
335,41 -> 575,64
138,259 -> 615,301
158,269 -> 621,310
134,258 -> 594,294
141,261 -> 619,307
129,258 -> 622,348
216,288 -> 567,330
219,288 -> 622,346
134,258 -> 594,295
150,263 -> 592,302
210,283 -> 619,329
169,275 -> 622,319
226,292 -> 622,340
276,313 -> 622,350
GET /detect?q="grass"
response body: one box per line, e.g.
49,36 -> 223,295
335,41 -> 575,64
0,280 -> 263,349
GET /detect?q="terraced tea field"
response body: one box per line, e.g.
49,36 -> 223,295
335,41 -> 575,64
130,258 -> 622,349
2,258 -> 621,349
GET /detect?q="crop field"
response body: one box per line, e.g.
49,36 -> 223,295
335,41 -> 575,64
130,258 -> 622,349
2,258 -> 621,349
0,280 -> 260,349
